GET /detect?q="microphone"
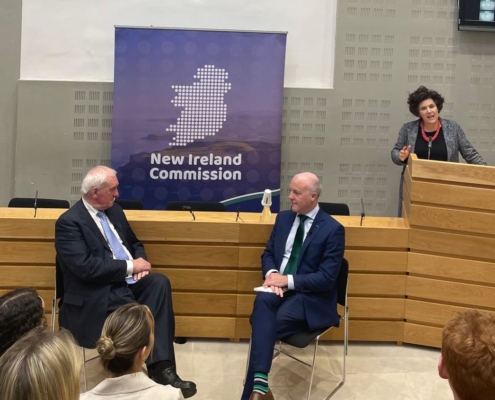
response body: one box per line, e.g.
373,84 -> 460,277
236,206 -> 244,223
307,224 -> 319,237
34,190 -> 38,218
182,205 -> 195,221
360,198 -> 365,227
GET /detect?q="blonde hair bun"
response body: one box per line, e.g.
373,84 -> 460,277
96,336 -> 116,360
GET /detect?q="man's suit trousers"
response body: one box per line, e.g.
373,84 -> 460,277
107,273 -> 176,365
241,292 -> 309,400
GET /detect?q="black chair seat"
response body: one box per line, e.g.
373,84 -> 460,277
319,202 -> 350,216
115,199 -> 144,210
8,197 -> 69,209
281,326 -> 330,348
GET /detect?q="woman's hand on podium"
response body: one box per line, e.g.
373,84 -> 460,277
399,145 -> 411,162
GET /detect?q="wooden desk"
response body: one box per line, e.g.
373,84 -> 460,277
0,208 -> 408,343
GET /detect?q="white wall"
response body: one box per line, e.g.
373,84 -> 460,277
21,0 -> 337,88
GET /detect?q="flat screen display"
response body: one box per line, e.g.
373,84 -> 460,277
459,0 -> 495,31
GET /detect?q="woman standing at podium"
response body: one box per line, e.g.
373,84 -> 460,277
391,86 -> 486,216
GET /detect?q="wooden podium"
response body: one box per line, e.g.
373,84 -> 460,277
402,154 -> 495,347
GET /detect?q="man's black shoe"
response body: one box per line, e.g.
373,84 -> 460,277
150,366 -> 197,398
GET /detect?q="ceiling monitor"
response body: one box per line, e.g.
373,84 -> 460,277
459,0 -> 495,32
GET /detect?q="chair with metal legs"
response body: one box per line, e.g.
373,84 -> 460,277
51,260 -> 99,391
244,258 -> 349,400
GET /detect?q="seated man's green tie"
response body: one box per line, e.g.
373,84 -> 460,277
283,215 -> 308,276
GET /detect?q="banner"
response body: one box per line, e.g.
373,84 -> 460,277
112,27 -> 286,211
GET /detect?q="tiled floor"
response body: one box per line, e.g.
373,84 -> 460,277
82,340 -> 453,400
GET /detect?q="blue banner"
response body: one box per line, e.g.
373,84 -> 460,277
112,27 -> 286,211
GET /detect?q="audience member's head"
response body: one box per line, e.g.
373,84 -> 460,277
0,288 -> 46,357
439,310 -> 495,400
0,327 -> 81,400
96,303 -> 155,376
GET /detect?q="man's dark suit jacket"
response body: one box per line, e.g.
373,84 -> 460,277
261,208 -> 345,330
55,200 -> 146,348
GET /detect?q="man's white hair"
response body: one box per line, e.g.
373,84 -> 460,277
80,166 -> 117,195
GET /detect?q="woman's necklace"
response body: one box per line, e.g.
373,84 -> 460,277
421,120 -> 441,160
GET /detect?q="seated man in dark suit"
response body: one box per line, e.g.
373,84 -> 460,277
55,166 -> 196,398
438,310 -> 495,400
242,172 -> 345,400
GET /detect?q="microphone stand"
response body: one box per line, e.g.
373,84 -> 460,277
236,206 -> 244,223
360,198 -> 365,227
182,206 -> 195,221
34,190 -> 38,218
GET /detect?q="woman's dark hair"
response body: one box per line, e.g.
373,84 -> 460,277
407,86 -> 445,117
0,288 -> 46,357
96,303 -> 154,375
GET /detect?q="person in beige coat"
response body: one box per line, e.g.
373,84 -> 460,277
81,303 -> 184,400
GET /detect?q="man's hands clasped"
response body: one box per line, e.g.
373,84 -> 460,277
263,272 -> 289,297
132,257 -> 151,281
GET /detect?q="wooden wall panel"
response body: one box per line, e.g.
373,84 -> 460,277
407,276 -> 495,309
0,218 -> 58,239
176,316 -> 236,338
1,265 -> 54,288
146,244 -> 238,268
409,229 -> 495,260
410,157 -> 495,187
237,271 -> 264,292
349,274 -> 406,296
405,299 -> 495,327
0,242 -> 55,263
173,293 -> 236,316
238,247 -> 264,269
403,322 -> 442,348
239,224 -> 274,244
409,180 -> 495,212
341,298 -> 405,320
155,268 -> 237,292
410,204 -> 495,236
321,321 -> 404,342
408,253 -> 495,284
345,250 -> 407,273
344,227 -> 408,249
236,294 -> 256,316
131,220 -> 239,243
235,317 -> 251,337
